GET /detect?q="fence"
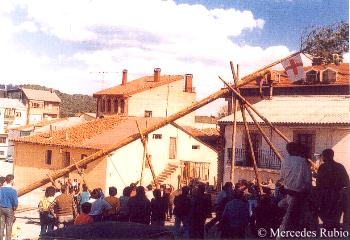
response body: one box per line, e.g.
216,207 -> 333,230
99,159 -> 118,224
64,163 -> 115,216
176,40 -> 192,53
234,148 -> 281,170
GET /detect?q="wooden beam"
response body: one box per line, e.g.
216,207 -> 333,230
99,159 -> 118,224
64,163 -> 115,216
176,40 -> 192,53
239,102 -> 263,194
229,62 -> 239,182
17,52 -> 296,197
136,120 -> 158,187
244,105 -> 284,161
219,76 -> 291,143
136,121 -> 147,186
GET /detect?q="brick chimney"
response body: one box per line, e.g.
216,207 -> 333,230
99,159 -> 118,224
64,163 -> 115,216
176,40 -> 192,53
185,74 -> 193,92
122,69 -> 128,85
154,68 -> 161,82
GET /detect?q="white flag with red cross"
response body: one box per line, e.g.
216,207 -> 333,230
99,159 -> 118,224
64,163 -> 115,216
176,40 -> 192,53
281,53 -> 305,81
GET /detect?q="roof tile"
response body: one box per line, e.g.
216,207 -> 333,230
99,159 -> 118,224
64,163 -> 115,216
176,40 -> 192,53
93,75 -> 184,96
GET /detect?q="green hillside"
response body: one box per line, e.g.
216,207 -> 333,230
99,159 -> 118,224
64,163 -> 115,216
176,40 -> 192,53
20,84 -> 96,117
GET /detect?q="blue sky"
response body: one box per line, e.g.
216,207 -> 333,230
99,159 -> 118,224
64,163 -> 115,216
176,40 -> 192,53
175,0 -> 349,49
0,0 -> 348,114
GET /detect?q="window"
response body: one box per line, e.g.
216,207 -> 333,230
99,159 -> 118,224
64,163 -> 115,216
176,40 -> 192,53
31,102 -> 40,108
169,137 -> 177,159
46,150 -> 52,165
63,152 -> 70,167
144,110 -> 152,117
293,131 -> 315,158
153,134 -> 162,139
0,151 -> 4,155
15,112 -> 21,117
120,99 -> 125,114
322,69 -> 336,84
306,70 -> 320,84
47,103 -> 53,109
0,137 -> 6,143
107,98 -> 111,112
227,148 -> 233,165
192,145 -> 200,150
113,98 -> 118,113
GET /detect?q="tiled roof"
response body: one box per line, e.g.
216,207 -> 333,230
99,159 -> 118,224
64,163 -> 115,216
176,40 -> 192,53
179,125 -> 219,151
181,126 -> 219,138
219,95 -> 350,125
0,98 -> 26,109
22,88 -> 61,102
93,75 -> 183,96
13,115 -> 220,151
13,116 -> 137,149
243,63 -> 349,88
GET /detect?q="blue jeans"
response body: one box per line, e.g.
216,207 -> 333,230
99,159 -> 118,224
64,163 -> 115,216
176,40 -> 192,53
39,211 -> 54,235
0,207 -> 15,240
248,199 -> 257,216
174,216 -> 189,238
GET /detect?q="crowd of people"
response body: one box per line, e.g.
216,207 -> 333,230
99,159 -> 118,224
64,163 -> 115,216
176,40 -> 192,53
0,142 -> 349,239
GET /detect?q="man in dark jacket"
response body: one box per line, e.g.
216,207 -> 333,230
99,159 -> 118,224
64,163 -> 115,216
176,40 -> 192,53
189,184 -> 212,239
150,189 -> 167,226
127,186 -> 151,225
316,149 -> 349,229
173,186 -> 191,237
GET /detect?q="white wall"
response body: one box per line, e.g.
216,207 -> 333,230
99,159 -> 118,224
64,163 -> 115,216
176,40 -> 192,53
223,124 -> 350,182
127,81 -> 196,126
105,124 -> 218,196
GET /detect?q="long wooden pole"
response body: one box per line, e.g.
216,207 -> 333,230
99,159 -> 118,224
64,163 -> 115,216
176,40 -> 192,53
244,105 -> 283,161
136,121 -> 147,186
229,62 -> 238,182
17,51 -> 301,197
219,76 -> 291,143
240,102 -> 263,194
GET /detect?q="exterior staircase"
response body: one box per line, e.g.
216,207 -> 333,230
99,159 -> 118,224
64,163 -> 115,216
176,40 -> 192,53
152,163 -> 178,186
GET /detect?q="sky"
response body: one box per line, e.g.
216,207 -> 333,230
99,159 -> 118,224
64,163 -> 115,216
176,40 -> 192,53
0,0 -> 348,115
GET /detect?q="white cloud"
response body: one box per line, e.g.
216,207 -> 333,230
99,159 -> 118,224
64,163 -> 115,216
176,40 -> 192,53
0,0 -> 294,115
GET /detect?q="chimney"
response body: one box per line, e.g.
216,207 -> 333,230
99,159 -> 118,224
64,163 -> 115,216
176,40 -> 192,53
185,74 -> 193,92
154,68 -> 161,82
49,88 -> 54,93
122,69 -> 128,85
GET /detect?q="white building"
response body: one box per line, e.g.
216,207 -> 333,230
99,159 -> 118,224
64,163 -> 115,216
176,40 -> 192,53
13,116 -> 218,193
93,68 -> 196,126
219,95 -> 350,183
0,98 -> 27,159
13,68 -> 218,193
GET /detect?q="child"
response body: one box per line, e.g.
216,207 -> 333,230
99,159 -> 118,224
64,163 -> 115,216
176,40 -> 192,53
74,202 -> 94,225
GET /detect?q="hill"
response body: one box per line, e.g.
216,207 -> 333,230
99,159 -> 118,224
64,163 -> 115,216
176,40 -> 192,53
20,84 -> 96,117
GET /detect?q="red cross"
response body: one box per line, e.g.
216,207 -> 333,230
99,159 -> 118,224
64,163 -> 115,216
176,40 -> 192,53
285,59 -> 303,75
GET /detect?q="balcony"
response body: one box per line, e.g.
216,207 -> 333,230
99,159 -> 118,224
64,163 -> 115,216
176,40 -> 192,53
234,148 -> 281,170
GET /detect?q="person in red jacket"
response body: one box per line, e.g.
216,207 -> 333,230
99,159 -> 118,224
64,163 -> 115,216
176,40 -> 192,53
74,202 -> 93,225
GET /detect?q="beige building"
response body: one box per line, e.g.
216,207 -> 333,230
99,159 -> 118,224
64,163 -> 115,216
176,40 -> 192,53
0,98 -> 27,159
13,116 -> 218,194
217,63 -> 350,185
93,68 -> 196,126
7,88 -> 61,124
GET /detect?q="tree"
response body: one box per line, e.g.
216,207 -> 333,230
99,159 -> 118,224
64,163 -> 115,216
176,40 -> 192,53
301,22 -> 349,65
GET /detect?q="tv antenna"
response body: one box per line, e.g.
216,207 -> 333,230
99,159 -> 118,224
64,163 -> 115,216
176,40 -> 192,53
89,71 -> 119,89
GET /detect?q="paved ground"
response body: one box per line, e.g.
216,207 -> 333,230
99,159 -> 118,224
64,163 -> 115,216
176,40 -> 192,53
1,160 -> 42,239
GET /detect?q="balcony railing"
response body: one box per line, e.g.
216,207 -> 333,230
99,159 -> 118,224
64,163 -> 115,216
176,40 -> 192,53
234,148 -> 281,170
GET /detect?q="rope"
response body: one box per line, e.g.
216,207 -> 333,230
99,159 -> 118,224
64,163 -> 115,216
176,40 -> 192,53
110,158 -> 127,187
